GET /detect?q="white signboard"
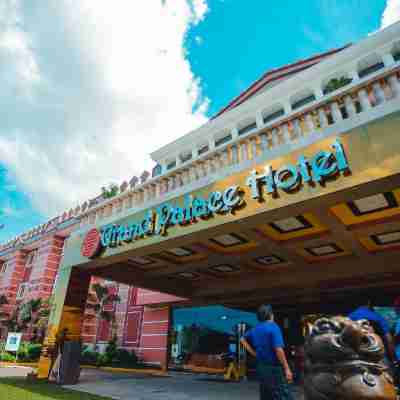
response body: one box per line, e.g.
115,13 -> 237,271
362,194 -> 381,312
5,332 -> 22,352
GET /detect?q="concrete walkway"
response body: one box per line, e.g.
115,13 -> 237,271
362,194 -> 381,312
0,365 -> 35,378
66,369 -> 304,400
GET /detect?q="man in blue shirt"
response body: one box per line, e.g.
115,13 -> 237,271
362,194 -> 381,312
349,301 -> 395,362
393,297 -> 400,360
240,304 -> 293,400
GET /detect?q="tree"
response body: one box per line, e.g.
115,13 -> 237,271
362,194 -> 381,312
85,283 -> 120,348
17,298 -> 51,343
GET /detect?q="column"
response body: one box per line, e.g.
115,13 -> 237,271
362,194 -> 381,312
318,108 -> 328,128
250,137 -> 259,160
358,88 -> 372,111
181,169 -> 190,185
142,186 -> 149,202
330,101 -> 343,123
192,147 -> 199,160
240,141 -> 249,162
214,153 -> 223,170
305,113 -> 315,132
382,52 -> 395,67
37,267 -> 91,379
195,162 -> 204,178
283,101 -> 291,115
231,144 -> 239,164
204,158 -> 214,175
166,176 -> 174,191
372,81 -> 386,104
349,70 -> 360,82
255,112 -> 264,128
221,148 -> 229,167
281,123 -> 291,143
271,128 -> 280,148
259,133 -> 269,152
138,305 -> 171,371
208,138 -> 216,152
292,118 -> 302,137
189,165 -> 198,182
388,74 -> 400,97
230,126 -> 239,141
344,95 -> 357,117
154,182 -> 161,199
313,86 -> 324,100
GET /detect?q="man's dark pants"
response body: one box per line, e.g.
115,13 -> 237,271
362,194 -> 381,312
256,362 -> 294,400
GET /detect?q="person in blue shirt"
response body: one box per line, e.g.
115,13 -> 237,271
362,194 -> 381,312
392,297 -> 400,361
348,300 -> 395,363
240,304 -> 293,400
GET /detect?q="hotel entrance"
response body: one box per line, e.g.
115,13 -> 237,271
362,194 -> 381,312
36,111 -> 400,380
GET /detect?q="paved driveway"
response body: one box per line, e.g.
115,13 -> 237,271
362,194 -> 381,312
66,369 -> 304,400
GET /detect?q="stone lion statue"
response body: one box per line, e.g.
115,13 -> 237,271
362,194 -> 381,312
304,316 -> 397,400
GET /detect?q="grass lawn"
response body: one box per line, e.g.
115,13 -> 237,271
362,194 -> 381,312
0,377 -> 113,400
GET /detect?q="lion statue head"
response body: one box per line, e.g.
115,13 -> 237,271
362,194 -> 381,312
304,316 -> 397,400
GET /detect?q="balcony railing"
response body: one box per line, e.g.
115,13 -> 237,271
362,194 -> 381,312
79,65 -> 400,228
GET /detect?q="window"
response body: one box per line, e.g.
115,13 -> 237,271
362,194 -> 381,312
0,261 -> 9,273
215,133 -> 232,147
291,94 -> 316,110
322,77 -> 353,95
358,62 -> 384,79
16,283 -> 28,300
152,164 -> 162,178
238,121 -> 257,136
263,108 -> 285,124
180,153 -> 192,163
26,249 -> 38,267
198,144 -> 209,155
167,160 -> 176,170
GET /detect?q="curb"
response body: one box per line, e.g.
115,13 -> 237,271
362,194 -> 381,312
0,362 -> 167,377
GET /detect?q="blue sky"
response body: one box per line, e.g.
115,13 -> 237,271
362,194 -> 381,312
0,0 -> 397,243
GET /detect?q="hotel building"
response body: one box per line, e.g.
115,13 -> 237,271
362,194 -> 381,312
1,21 -> 400,372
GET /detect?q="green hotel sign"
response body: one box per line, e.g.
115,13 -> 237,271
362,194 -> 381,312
83,139 -> 348,256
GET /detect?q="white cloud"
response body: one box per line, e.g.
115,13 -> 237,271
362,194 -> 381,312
381,0 -> 400,28
0,0 -> 210,217
0,200 -> 23,219
0,1 -> 40,95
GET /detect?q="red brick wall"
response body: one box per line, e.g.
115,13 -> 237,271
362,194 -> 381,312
136,289 -> 183,306
26,236 -> 65,301
138,306 -> 170,366
0,243 -> 176,368
0,250 -> 26,318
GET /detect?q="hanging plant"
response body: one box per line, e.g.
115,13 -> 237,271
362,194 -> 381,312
101,183 -> 119,199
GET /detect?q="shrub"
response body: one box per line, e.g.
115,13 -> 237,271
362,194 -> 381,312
26,344 -> 42,361
13,342 -> 42,362
96,353 -> 108,367
0,352 -> 16,362
81,348 -> 99,366
80,342 -> 139,368
110,349 -> 138,368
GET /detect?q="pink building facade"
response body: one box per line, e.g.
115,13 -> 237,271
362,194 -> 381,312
0,215 -> 182,366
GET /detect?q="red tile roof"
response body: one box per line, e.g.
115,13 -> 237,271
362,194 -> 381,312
212,45 -> 350,119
